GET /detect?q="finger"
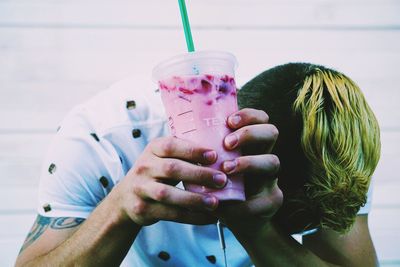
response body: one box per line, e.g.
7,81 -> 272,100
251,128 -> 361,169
134,181 -> 219,211
227,108 -> 269,129
218,184 -> 283,218
244,188 -> 283,218
150,137 -> 217,165
224,124 -> 279,153
154,158 -> 227,189
222,154 -> 280,177
147,203 -> 218,225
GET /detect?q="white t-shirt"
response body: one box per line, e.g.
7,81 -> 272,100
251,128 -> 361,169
37,76 -> 372,266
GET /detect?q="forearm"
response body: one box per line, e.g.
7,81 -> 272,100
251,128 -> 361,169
233,222 -> 338,267
22,193 -> 140,267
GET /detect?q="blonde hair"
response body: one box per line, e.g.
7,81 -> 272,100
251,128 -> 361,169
293,68 -> 381,232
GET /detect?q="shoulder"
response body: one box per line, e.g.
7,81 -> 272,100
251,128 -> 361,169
52,75 -> 169,172
55,75 -> 169,170
77,75 -> 167,134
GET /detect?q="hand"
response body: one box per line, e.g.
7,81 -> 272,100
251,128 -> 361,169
216,108 -> 283,234
111,137 -> 227,226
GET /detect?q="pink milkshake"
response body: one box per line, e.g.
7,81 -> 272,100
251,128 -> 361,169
153,51 -> 244,201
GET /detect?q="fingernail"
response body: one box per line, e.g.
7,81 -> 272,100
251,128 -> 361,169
213,173 -> 227,188
230,115 -> 241,126
225,134 -> 238,149
204,196 -> 217,210
203,151 -> 217,162
223,160 -> 236,173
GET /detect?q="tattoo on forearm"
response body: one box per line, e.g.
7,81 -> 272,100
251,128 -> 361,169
51,217 -> 85,229
19,215 -> 85,254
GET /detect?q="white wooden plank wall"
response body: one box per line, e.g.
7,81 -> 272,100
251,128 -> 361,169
1,0 -> 399,266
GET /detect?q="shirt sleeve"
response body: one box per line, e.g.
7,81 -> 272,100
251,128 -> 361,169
37,105 -> 123,219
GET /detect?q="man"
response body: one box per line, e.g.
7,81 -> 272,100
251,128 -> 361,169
15,63 -> 380,266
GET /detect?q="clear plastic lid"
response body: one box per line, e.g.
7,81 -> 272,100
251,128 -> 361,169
152,50 -> 238,82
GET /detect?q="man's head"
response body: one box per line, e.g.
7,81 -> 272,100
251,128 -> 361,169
238,63 -> 381,233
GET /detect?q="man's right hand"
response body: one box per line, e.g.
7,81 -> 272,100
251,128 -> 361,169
15,137 -> 226,267
111,136 -> 227,226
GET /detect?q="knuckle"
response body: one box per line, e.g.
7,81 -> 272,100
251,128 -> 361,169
271,186 -> 284,210
153,186 -> 169,202
194,167 -> 209,181
187,145 -> 196,160
259,110 -> 269,122
132,201 -> 148,216
161,138 -> 176,155
268,154 -> 280,173
240,126 -> 250,139
182,194 -> 203,209
133,162 -> 148,175
261,186 -> 283,218
269,125 -> 279,140
236,157 -> 249,171
132,183 -> 145,197
162,160 -> 178,177
193,194 -> 205,206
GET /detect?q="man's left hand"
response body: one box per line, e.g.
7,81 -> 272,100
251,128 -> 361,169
216,108 -> 283,235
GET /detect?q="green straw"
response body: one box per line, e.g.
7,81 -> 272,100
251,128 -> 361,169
178,0 -> 195,52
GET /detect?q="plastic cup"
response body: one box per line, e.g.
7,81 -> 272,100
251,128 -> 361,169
152,51 -> 245,201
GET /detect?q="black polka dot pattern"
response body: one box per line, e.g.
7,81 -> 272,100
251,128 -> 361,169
99,176 -> 109,188
206,255 -> 216,264
126,100 -> 137,110
56,126 -> 61,132
132,129 -> 141,138
158,251 -> 170,261
155,88 -> 160,93
90,133 -> 100,142
43,204 -> 51,212
48,163 -> 56,174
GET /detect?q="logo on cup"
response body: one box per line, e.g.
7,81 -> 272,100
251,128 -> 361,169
203,117 -> 227,127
